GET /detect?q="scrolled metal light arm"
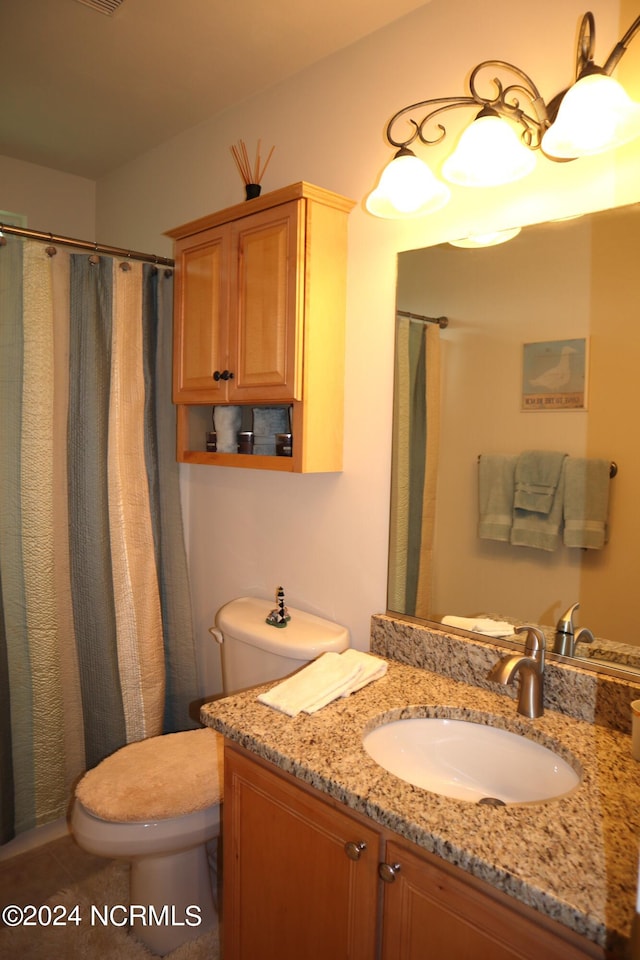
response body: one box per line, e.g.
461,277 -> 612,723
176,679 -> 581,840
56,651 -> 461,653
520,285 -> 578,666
384,11 -> 640,158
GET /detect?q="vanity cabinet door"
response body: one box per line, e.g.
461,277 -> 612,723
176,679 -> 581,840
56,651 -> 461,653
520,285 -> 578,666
380,839 -> 604,960
223,746 -> 379,960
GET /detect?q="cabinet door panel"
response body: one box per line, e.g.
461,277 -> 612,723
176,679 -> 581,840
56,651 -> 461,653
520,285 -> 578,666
173,230 -> 227,401
224,748 -> 378,960
381,840 -> 599,960
230,201 -> 301,401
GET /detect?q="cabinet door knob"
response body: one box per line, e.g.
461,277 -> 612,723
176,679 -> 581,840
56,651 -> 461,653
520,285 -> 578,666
344,841 -> 367,861
378,862 -> 402,883
213,369 -> 235,382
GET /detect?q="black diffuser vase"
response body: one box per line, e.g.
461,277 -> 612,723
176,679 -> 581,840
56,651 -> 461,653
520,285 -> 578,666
245,183 -> 261,200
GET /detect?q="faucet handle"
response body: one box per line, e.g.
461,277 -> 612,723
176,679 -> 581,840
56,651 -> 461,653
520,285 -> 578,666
515,625 -> 546,667
556,601 -> 580,634
575,626 -> 594,646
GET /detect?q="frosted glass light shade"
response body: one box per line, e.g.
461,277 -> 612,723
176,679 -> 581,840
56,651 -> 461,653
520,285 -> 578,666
449,227 -> 521,248
442,114 -> 537,187
541,73 -> 640,159
366,151 -> 450,219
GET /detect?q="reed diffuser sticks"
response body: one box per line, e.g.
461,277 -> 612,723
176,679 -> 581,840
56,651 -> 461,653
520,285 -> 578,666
230,139 -> 275,186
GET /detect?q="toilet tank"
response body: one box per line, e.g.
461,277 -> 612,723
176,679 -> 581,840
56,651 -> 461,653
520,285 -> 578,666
212,596 -> 349,694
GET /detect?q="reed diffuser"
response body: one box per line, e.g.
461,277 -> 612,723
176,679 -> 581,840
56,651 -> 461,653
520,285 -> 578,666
230,139 -> 275,200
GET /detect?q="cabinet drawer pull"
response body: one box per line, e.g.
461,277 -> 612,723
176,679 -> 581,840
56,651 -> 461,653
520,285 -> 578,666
213,369 -> 234,381
379,862 -> 401,883
344,841 -> 367,861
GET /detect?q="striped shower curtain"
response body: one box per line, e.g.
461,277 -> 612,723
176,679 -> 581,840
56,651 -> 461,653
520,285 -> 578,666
388,315 -> 441,618
0,237 -> 198,844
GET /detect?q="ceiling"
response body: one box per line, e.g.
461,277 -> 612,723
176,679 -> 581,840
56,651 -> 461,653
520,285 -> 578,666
1,0 -> 428,180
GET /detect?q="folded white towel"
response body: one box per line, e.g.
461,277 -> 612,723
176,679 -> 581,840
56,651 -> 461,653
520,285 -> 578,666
441,615 -> 515,638
257,649 -> 388,717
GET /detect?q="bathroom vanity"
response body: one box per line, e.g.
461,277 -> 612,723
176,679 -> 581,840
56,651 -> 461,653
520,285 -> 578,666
201,615 -> 640,959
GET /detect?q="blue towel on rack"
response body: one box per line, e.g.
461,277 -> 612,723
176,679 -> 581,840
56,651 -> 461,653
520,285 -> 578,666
511,458 -> 567,551
477,455 -> 517,542
563,458 -> 610,549
513,450 -> 567,515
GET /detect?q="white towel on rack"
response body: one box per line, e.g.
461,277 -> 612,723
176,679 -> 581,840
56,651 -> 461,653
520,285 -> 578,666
257,649 -> 388,717
441,615 -> 515,638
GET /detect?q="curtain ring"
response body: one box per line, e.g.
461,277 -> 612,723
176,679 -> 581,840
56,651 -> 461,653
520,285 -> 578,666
89,254 -> 100,265
45,245 -> 57,257
119,261 -> 131,271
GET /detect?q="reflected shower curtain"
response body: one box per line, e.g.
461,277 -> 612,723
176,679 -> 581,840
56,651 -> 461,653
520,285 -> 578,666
0,238 -> 198,844
388,316 -> 441,618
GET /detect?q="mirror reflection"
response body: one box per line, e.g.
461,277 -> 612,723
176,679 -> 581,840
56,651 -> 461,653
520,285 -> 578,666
388,203 -> 640,676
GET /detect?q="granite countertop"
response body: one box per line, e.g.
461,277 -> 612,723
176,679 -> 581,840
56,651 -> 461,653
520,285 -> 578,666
202,657 -> 640,955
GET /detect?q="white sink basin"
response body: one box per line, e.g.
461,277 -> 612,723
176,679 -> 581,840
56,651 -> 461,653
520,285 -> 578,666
363,717 -> 580,804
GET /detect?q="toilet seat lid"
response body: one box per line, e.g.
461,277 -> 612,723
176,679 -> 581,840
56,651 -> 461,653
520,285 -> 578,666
75,728 -> 223,822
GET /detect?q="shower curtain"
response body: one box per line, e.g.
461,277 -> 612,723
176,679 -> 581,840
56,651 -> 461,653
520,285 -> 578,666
0,237 -> 198,844
388,315 -> 441,618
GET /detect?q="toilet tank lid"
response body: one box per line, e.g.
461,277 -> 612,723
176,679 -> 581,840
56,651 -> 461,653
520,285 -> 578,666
215,596 -> 350,659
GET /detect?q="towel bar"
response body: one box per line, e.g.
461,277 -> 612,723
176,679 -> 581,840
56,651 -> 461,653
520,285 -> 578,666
477,455 -> 617,478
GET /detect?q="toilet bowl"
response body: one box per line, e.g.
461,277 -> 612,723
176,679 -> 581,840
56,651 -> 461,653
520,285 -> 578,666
71,595 -> 349,956
71,727 -> 223,955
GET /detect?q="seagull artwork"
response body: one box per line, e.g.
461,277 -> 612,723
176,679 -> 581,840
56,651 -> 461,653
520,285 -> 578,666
527,345 -> 576,391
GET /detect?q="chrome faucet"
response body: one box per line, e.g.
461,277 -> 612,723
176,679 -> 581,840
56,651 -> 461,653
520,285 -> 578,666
553,601 -> 594,657
487,625 -> 546,718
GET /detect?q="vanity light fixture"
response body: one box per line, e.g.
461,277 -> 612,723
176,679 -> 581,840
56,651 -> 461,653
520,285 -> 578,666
449,227 -> 522,248
366,11 -> 640,219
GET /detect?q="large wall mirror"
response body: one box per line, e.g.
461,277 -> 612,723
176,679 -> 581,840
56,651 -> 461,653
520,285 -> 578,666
388,202 -> 640,678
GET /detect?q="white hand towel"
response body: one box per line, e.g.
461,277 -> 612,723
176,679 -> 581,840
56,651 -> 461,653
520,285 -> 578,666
257,650 -> 388,717
441,615 -> 515,638
313,648 -> 387,708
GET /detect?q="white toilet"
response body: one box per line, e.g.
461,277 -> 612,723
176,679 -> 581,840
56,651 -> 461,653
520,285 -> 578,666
71,596 -> 349,955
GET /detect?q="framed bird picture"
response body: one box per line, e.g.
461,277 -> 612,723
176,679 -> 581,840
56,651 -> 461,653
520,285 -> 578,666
521,338 -> 588,411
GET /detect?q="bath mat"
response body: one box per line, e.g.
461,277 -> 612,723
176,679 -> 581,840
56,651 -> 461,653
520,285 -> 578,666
0,860 -> 220,960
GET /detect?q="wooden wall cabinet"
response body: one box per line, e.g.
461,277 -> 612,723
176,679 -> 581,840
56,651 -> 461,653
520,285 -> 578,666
166,182 -> 354,473
223,745 -> 605,960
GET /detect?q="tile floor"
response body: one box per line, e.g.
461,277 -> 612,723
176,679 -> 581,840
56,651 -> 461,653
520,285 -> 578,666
0,833 -> 110,924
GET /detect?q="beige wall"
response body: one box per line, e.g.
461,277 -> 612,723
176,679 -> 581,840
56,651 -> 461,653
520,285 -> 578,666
5,0 -> 639,694
0,154 -> 95,238
582,211 -> 640,642
95,0 -> 640,695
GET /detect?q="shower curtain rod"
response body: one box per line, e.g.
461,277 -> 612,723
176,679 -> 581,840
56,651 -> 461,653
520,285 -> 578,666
0,222 -> 174,267
397,310 -> 448,329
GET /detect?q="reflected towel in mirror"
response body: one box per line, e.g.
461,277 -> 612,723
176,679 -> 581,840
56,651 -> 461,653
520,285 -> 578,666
513,450 -> 568,515
563,457 -> 610,549
511,458 -> 566,551
478,455 -> 517,542
441,615 -> 514,638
